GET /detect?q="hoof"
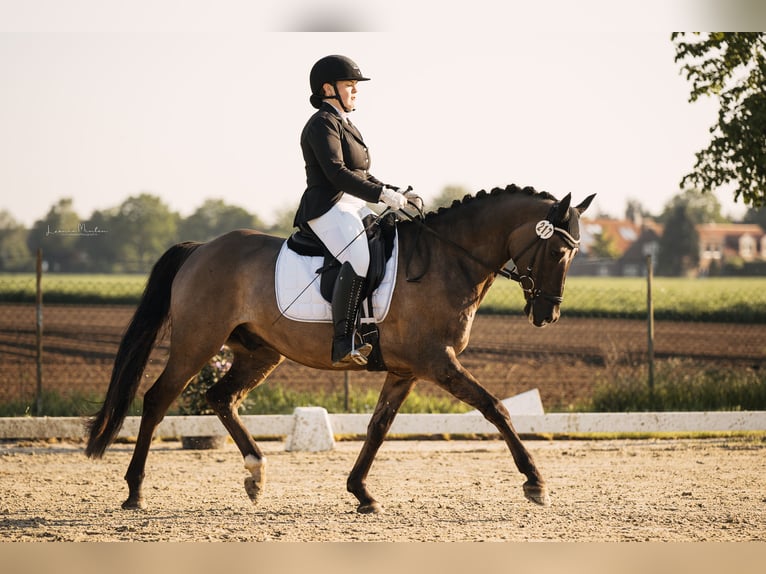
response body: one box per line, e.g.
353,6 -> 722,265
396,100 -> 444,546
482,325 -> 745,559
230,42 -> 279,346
357,501 -> 383,514
244,476 -> 264,505
243,455 -> 266,505
121,496 -> 145,510
523,481 -> 551,507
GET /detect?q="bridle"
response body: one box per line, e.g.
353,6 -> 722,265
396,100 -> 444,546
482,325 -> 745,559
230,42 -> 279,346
400,200 -> 580,305
501,214 -> 580,305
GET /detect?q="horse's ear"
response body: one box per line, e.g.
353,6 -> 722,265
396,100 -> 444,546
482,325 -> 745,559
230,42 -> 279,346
576,194 -> 596,215
551,193 -> 572,223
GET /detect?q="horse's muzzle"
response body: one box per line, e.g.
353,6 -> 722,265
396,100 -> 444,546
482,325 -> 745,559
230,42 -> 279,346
525,298 -> 560,327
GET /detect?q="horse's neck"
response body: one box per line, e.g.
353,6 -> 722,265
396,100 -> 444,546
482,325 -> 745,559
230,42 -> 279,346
399,195 -> 545,294
426,195 -> 544,272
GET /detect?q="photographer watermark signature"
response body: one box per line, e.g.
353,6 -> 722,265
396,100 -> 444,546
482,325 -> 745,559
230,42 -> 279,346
46,223 -> 109,237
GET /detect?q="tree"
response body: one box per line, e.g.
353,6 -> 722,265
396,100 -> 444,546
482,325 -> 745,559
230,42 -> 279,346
589,231 -> 621,260
27,198 -> 84,272
656,203 -> 700,276
267,205 -> 299,238
178,198 -> 264,242
108,193 -> 179,273
672,32 -> 766,207
77,207 -> 119,272
658,188 -> 727,225
624,199 -> 650,223
0,210 -> 31,271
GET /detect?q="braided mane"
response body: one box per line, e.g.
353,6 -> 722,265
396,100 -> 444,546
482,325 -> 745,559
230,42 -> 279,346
423,184 -> 557,221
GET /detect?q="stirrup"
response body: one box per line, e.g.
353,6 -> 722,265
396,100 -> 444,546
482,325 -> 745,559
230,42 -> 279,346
332,340 -> 372,367
350,342 -> 373,365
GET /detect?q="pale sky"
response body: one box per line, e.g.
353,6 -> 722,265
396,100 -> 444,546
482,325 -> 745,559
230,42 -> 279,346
0,1 -> 756,229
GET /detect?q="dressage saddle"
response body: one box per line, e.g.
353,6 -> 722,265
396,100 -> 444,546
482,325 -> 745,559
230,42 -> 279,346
286,212 -> 397,303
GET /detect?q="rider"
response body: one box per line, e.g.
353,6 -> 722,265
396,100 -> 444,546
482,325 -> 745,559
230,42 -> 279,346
293,54 -> 409,367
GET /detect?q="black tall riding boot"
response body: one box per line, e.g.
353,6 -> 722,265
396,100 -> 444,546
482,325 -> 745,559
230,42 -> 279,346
331,262 -> 373,367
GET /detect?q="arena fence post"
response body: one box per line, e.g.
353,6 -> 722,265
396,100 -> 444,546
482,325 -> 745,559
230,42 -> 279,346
35,248 -> 43,416
646,253 -> 655,397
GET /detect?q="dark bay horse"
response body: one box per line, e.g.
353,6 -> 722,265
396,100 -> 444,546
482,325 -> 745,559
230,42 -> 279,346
86,184 -> 594,513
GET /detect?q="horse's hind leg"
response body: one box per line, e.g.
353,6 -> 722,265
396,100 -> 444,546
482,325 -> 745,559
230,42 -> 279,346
430,349 -> 550,506
123,353 -> 212,509
347,372 -> 416,513
205,343 -> 284,506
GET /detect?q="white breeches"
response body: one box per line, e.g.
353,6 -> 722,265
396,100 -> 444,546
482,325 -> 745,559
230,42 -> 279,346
307,194 -> 375,277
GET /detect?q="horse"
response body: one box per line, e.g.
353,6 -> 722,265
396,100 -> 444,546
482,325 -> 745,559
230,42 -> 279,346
85,184 -> 595,513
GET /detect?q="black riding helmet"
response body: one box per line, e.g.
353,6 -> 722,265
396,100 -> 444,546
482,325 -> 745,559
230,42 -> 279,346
309,55 -> 370,111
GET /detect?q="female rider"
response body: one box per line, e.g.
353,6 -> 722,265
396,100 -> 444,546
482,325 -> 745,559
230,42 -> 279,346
293,55 -> 409,367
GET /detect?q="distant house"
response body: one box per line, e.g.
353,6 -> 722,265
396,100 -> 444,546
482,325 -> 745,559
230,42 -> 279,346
616,224 -> 662,276
696,223 -> 766,274
570,217 -> 662,276
572,218 -> 766,276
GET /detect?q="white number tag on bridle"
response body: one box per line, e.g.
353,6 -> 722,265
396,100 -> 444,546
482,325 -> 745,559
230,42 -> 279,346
535,220 -> 555,240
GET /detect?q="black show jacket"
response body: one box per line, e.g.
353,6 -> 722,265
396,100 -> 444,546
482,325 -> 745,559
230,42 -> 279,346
293,104 -> 385,227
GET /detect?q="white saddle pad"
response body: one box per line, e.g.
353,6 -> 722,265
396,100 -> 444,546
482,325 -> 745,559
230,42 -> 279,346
275,234 -> 398,323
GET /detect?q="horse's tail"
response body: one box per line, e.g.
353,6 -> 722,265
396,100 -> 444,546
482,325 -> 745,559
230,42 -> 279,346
85,241 -> 202,458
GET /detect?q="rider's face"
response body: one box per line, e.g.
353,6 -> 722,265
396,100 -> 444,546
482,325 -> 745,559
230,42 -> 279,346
324,80 -> 358,112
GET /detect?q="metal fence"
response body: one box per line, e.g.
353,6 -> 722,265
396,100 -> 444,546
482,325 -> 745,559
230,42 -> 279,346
2,279 -> 765,415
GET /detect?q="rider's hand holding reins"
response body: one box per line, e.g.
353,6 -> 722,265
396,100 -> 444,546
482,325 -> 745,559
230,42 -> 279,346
380,186 -> 408,210
380,186 -> 425,220
401,188 -> 424,220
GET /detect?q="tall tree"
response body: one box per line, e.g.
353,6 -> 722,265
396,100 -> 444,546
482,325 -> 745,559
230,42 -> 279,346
589,231 -> 621,260
108,193 -> 179,273
672,32 -> 766,207
656,203 -> 700,276
77,208 -> 119,272
267,204 -> 299,238
658,188 -> 727,225
178,198 -> 264,242
27,198 -> 84,272
624,198 -> 650,223
0,210 -> 31,271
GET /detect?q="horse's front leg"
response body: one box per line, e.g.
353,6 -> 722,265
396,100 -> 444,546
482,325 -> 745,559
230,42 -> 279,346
347,372 -> 416,513
430,348 -> 550,506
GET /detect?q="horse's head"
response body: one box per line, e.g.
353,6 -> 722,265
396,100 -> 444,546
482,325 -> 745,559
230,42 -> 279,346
508,193 -> 595,327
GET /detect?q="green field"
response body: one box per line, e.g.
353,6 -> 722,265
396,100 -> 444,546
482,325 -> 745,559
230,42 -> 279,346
1,273 -> 766,322
0,273 -> 147,305
483,276 -> 766,322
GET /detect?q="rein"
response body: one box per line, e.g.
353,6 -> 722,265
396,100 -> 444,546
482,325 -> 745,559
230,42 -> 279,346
399,204 -> 580,304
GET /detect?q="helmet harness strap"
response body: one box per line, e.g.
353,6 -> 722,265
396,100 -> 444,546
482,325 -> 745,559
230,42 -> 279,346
325,81 -> 353,113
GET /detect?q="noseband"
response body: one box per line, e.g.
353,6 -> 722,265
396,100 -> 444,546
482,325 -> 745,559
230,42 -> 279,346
500,210 -> 580,305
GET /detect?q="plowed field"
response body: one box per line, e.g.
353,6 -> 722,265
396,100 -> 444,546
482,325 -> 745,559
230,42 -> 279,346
1,304 -> 764,409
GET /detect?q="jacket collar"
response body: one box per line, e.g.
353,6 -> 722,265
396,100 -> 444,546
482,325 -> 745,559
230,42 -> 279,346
321,103 -> 364,143
321,102 -> 348,121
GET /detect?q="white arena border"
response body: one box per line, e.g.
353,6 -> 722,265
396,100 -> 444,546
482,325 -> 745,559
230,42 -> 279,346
1,411 -> 764,443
